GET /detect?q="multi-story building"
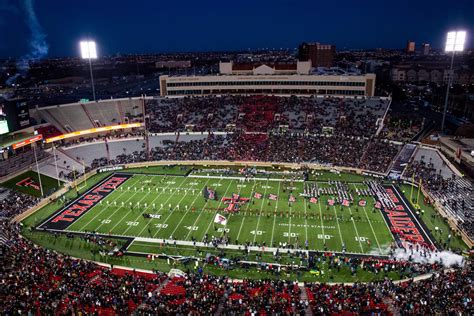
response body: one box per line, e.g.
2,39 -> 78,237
298,42 -> 336,67
159,61 -> 376,97
406,41 -> 416,54
422,43 -> 431,56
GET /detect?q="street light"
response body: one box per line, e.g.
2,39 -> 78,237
80,40 -> 98,101
441,31 -> 466,133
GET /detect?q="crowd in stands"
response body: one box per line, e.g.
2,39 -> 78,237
145,95 -> 390,137
1,216 -> 471,315
379,113 -> 423,142
89,132 -> 400,174
0,148 -> 49,177
0,190 -> 39,218
404,159 -> 474,238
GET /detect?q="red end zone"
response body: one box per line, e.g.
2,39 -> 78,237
38,173 -> 132,231
381,184 -> 438,250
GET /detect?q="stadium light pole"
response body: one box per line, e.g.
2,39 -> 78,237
52,143 -> 61,188
441,31 -> 466,133
80,40 -> 98,102
32,142 -> 44,197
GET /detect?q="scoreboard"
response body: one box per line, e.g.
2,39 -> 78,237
0,98 -> 30,135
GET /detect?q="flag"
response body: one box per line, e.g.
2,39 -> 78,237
358,200 -> 367,207
328,199 -> 335,206
254,192 -> 262,199
268,194 -> 278,201
214,214 -> 227,225
289,195 -> 296,202
342,199 -> 350,207
375,201 -> 382,209
309,197 -> 318,204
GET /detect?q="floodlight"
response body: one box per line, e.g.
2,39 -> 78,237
80,41 -> 97,59
445,31 -> 466,52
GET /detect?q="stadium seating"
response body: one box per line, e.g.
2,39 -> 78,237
35,98 -> 144,132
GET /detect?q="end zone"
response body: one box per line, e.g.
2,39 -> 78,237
381,184 -> 438,250
37,173 -> 132,231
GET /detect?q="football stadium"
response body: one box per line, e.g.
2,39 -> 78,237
0,2 -> 472,313
1,92 -> 471,314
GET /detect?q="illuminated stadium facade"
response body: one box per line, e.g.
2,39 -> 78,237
160,61 -> 376,97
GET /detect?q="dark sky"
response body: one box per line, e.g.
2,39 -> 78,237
1,0 -> 473,58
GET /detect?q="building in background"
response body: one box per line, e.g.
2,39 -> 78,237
406,41 -> 416,54
160,61 -> 375,97
298,42 -> 336,68
422,43 -> 431,56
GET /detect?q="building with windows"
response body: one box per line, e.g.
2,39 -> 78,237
159,61 -> 376,97
406,41 -> 416,53
298,42 -> 336,67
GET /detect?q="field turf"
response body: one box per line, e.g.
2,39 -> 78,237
38,171 -> 398,256
2,170 -> 62,197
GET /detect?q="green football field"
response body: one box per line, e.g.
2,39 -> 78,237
2,170 -> 62,197
38,170 -> 398,256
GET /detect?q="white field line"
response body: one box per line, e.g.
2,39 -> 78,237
252,179 -> 270,244
150,178 -> 197,238
135,177 -> 191,237
350,183 -> 384,254
120,176 -> 180,235
185,177 -> 227,241
202,179 -> 235,238
236,180 -> 258,242
76,175 -> 145,231
331,204 -> 345,249
170,179 -> 211,238
347,204 -> 365,253
270,181 -> 281,247
101,179 -> 165,233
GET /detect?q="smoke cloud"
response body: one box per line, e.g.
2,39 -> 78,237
392,247 -> 465,268
6,0 -> 48,85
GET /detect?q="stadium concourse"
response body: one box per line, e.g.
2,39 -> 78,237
0,95 -> 472,315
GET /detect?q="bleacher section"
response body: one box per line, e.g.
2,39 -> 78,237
146,96 -> 390,136
0,149 -> 50,178
404,146 -> 473,238
34,98 -> 144,133
34,148 -> 83,181
389,143 -> 417,178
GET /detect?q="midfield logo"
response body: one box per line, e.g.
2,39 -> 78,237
221,193 -> 250,213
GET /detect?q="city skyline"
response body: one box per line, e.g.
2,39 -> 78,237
0,0 -> 473,58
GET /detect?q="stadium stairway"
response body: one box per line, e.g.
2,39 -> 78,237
388,143 -> 417,179
57,147 -> 85,166
299,285 -> 313,316
81,104 -> 97,128
39,108 -> 68,133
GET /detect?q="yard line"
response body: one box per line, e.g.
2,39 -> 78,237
350,184 -> 384,254
347,205 -> 365,253
100,178 -> 163,232
236,180 -> 257,242
184,176 -> 224,240
331,204 -> 345,250
217,179 -> 246,239
202,179 -> 235,238
76,175 -> 144,231
135,177 -> 191,237
253,179 -> 270,244
120,176 -> 179,235
317,198 -> 326,248
270,181 -> 281,247
303,195 -> 308,245
170,179 -> 211,237
150,178 -> 197,238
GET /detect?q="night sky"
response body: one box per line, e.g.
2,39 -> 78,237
1,0 -> 473,58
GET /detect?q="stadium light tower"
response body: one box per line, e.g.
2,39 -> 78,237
441,30 -> 466,133
80,40 -> 98,102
